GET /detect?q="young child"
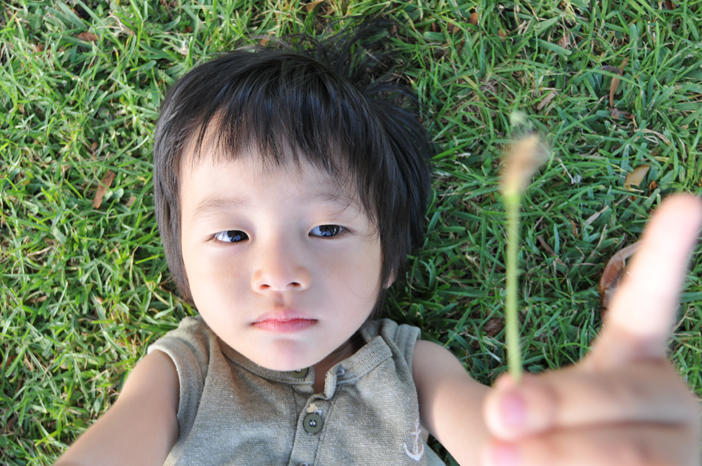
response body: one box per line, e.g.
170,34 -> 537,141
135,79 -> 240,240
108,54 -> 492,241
56,23 -> 701,466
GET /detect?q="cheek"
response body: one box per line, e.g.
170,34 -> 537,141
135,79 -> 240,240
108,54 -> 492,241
319,241 -> 382,304
183,247 -> 247,304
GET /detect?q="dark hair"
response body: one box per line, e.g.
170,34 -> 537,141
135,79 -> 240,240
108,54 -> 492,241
153,20 -> 432,315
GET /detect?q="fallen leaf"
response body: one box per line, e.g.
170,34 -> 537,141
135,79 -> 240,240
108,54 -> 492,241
648,180 -> 658,191
536,89 -> 557,111
598,241 -> 641,318
623,165 -> 650,190
27,295 -> 48,304
469,12 -> 478,25
663,0 -> 677,9
93,170 -> 116,208
610,108 -> 632,120
569,218 -> 579,239
484,318 -> 504,337
259,36 -> 269,46
447,23 -> 460,34
498,29 -> 507,39
126,196 -> 137,208
609,58 -> 628,108
558,33 -> 571,49
0,414 -> 17,434
184,26 -> 192,33
91,141 -> 98,151
76,32 -> 98,42
35,43 -> 46,53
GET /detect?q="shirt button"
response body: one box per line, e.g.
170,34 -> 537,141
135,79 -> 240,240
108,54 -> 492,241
303,413 -> 323,434
290,368 -> 309,378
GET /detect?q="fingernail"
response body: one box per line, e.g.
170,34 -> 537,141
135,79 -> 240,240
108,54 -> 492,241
486,442 -> 521,466
501,390 -> 526,429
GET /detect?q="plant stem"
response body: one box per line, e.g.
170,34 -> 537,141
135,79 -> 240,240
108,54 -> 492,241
505,192 -> 523,383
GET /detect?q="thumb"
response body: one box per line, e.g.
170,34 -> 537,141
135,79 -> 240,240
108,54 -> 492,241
585,194 -> 702,370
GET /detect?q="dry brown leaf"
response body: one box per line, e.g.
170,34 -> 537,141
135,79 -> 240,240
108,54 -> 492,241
536,89 -> 557,111
558,33 -> 571,49
569,218 -> 579,239
609,58 -> 628,108
259,36 -> 269,46
447,23 -> 459,34
599,241 -> 641,318
624,165 -> 650,190
469,12 -> 478,25
93,170 -> 116,209
484,318 -> 504,337
663,0 -> 677,9
126,196 -> 137,208
648,180 -> 658,191
76,32 -> 98,42
498,29 -> 507,39
35,43 -> 46,53
610,108 -> 632,119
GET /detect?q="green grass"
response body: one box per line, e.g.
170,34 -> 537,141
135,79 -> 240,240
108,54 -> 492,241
2,0 -> 702,464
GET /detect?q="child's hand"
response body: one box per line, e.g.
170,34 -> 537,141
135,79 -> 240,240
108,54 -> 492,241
482,194 -> 702,466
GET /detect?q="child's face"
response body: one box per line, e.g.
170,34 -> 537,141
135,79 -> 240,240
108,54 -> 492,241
178,149 -> 383,371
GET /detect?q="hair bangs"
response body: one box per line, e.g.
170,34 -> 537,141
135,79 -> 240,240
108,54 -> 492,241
185,52 -> 386,226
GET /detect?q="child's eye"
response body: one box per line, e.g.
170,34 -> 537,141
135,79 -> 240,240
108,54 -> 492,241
213,230 -> 249,243
309,225 -> 344,238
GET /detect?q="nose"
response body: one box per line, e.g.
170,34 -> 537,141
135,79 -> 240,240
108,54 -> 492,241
251,236 -> 311,292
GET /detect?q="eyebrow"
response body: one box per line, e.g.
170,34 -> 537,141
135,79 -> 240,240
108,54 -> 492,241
189,191 -> 358,223
190,197 -> 248,223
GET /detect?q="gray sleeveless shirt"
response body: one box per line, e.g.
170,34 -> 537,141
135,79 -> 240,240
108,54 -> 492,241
148,316 -> 446,466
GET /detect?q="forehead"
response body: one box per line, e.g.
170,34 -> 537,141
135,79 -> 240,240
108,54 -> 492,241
179,147 -> 360,221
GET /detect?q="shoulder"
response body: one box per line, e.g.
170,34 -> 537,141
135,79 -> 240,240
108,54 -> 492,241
361,318 -> 421,367
148,316 -> 216,372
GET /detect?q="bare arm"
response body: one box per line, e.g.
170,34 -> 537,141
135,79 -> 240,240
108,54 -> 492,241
55,350 -> 180,466
413,340 -> 491,466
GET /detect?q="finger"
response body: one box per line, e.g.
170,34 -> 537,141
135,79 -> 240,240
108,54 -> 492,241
481,424 -> 698,466
590,194 -> 702,367
484,366 -> 698,440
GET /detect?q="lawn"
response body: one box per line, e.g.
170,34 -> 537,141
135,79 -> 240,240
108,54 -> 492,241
1,0 -> 702,464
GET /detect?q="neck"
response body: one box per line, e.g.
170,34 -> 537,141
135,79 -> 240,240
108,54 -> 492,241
311,332 -> 364,393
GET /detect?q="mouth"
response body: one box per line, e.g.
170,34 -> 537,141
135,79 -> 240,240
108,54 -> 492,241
252,312 -> 317,333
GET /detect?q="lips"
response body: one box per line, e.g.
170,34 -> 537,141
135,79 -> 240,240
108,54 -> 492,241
252,311 -> 317,333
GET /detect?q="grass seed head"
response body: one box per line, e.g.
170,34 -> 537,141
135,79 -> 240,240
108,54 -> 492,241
500,134 -> 550,199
